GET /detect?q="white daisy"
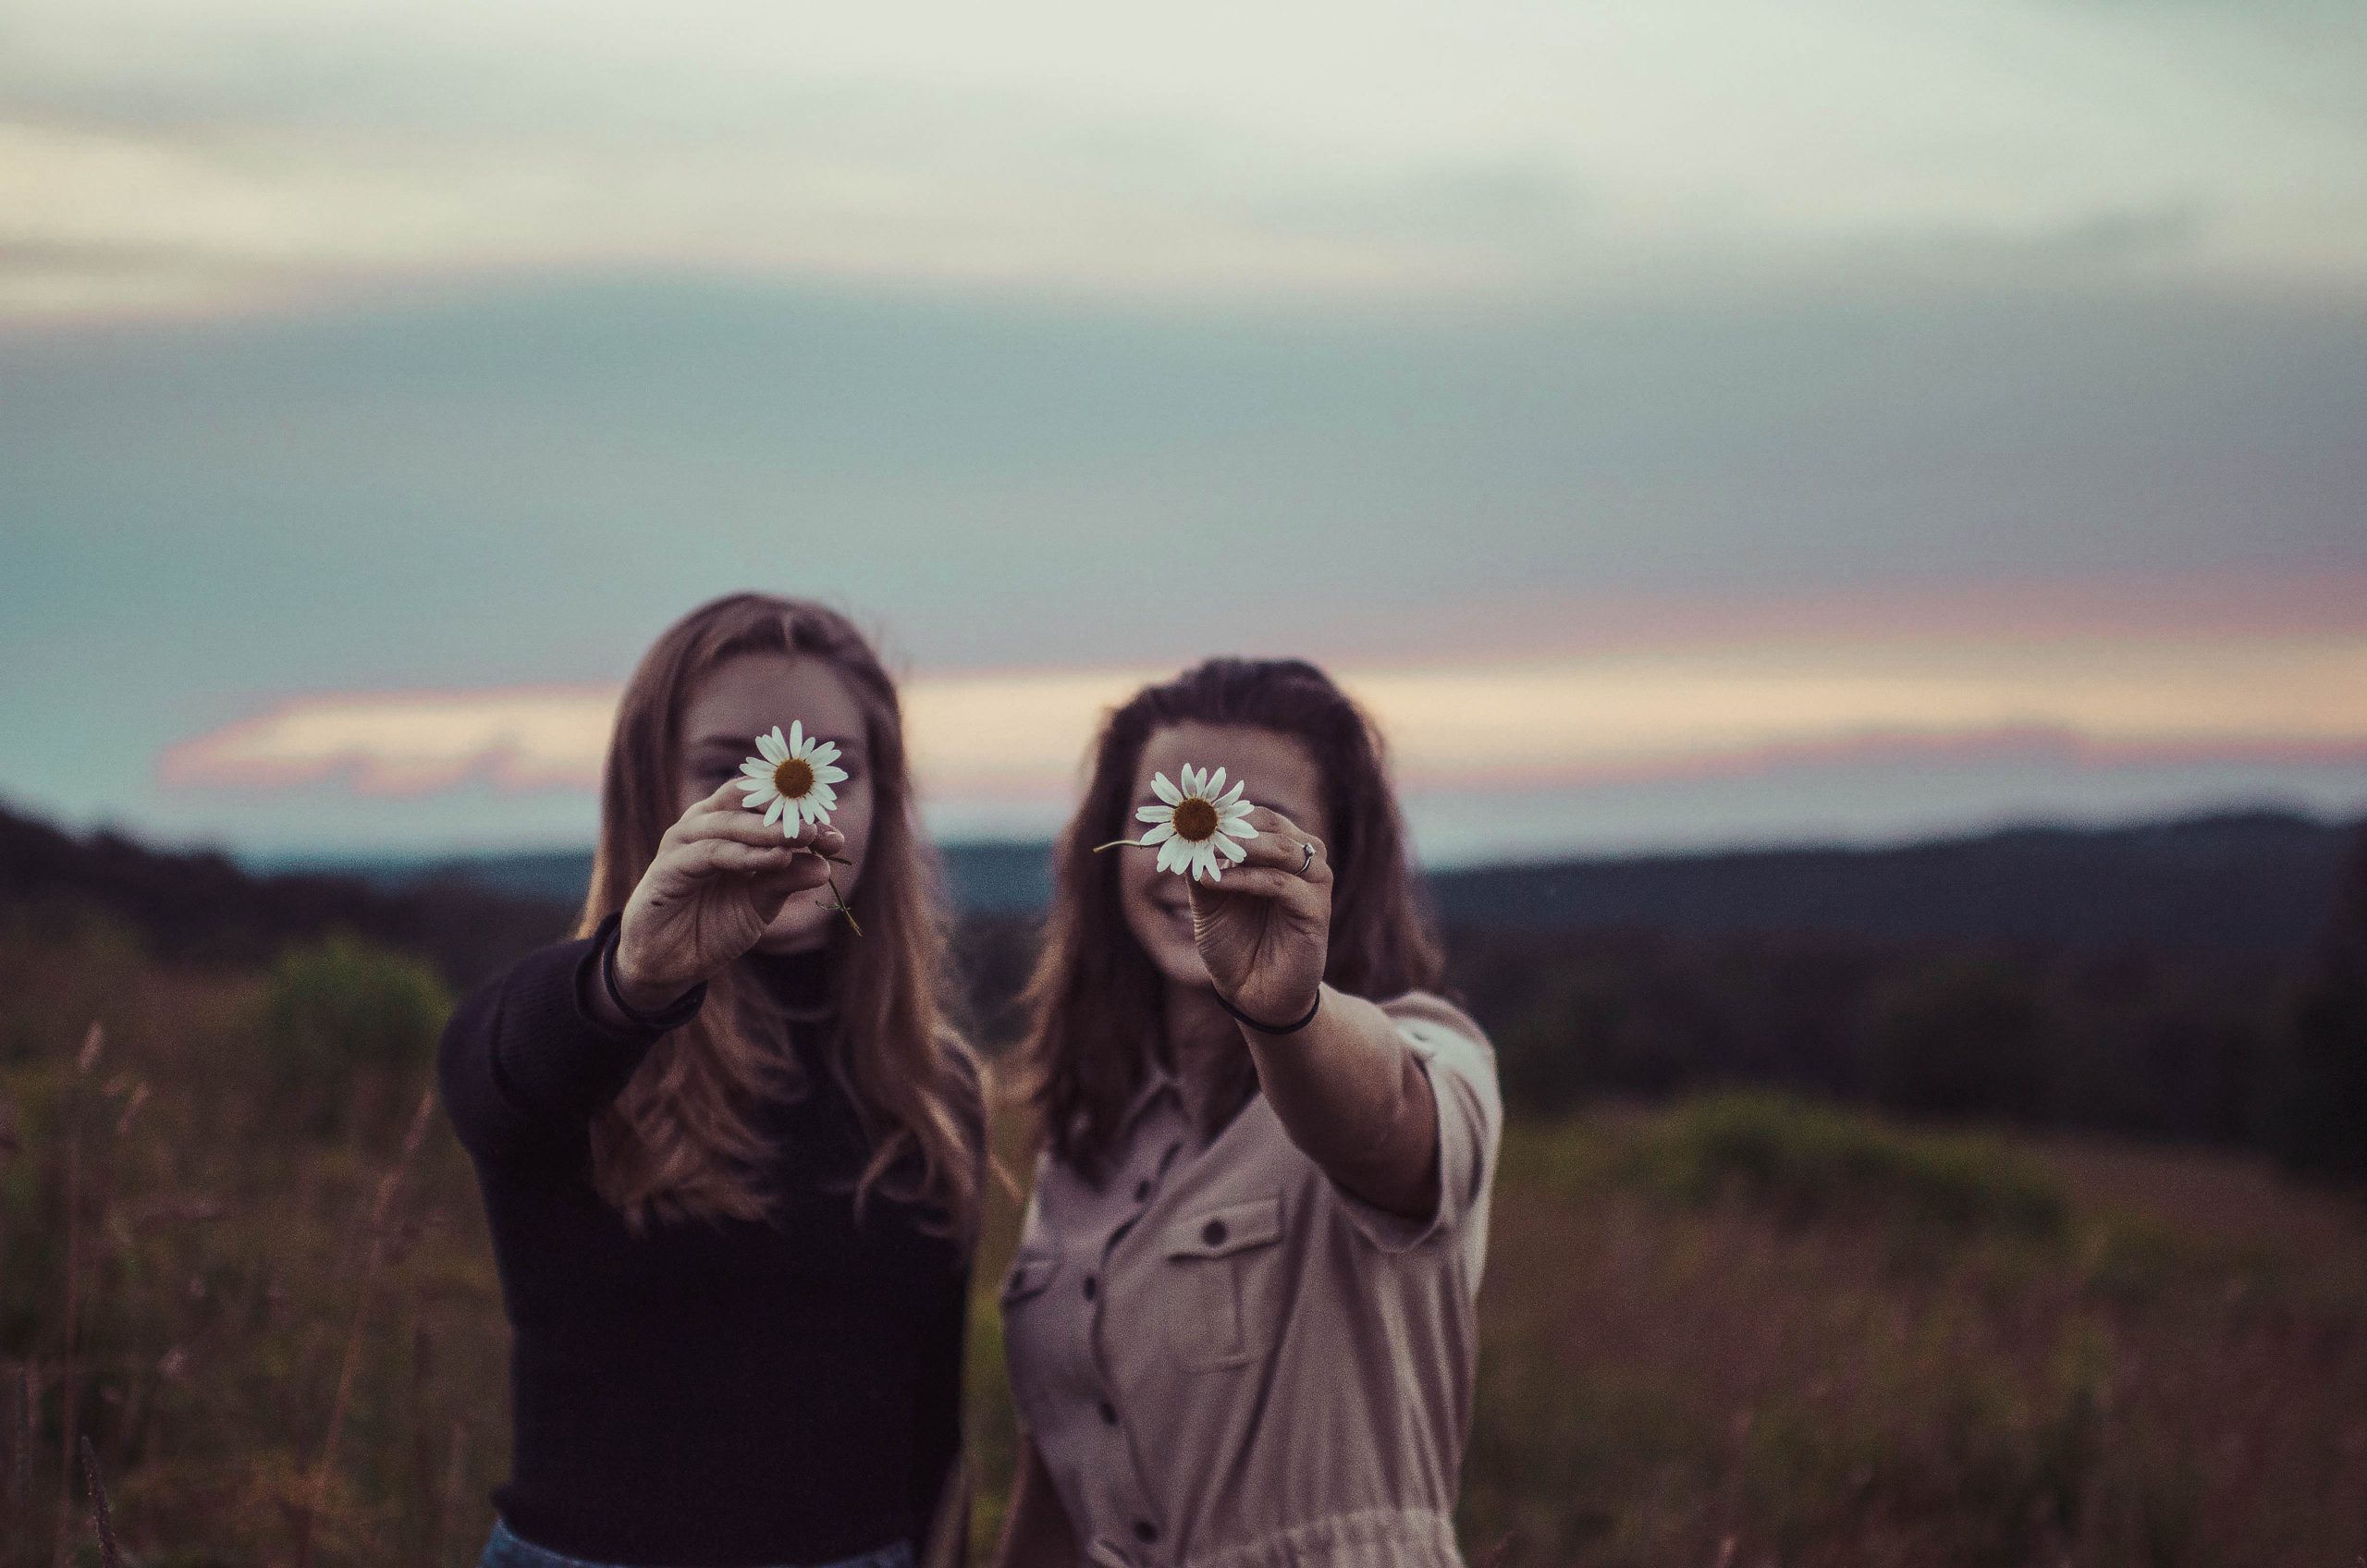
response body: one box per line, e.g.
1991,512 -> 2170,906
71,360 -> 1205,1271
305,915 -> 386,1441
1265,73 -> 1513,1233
1122,765 -> 1259,883
736,721 -> 848,832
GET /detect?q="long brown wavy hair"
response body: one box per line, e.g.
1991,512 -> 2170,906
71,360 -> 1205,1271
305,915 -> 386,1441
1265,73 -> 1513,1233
1021,656 -> 1444,1181
578,594 -> 983,1243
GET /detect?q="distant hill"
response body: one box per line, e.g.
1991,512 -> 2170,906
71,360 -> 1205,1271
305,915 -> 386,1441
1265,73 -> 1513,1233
253,808 -> 2361,958
1429,812 -> 2361,957
0,801 -> 576,986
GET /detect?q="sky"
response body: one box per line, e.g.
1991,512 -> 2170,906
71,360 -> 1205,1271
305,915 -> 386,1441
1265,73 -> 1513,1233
3,0 -> 2364,864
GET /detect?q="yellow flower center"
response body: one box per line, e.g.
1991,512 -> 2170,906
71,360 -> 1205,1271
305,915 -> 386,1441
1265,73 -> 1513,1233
1171,797 -> 1219,841
773,757 -> 816,799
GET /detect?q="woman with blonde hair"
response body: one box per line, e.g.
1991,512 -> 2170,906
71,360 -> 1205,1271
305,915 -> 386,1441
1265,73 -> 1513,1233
995,657 -> 1502,1568
440,594 -> 984,1568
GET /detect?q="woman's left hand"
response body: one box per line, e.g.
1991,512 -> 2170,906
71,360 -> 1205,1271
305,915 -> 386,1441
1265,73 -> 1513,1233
1186,806 -> 1333,1027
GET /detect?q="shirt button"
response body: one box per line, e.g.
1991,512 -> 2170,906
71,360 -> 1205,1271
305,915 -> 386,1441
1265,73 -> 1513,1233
1133,1521 -> 1159,1545
1098,1400 -> 1119,1426
1202,1219 -> 1228,1247
1083,1274 -> 1098,1301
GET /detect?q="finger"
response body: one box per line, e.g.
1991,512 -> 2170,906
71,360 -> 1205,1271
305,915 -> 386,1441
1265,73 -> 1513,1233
1238,805 -> 1310,843
747,848 -> 837,898
1185,865 -> 1318,907
1234,807 -> 1326,862
674,838 -> 808,881
1228,820 -> 1328,879
664,780 -> 765,844
679,808 -> 823,851
702,778 -> 754,812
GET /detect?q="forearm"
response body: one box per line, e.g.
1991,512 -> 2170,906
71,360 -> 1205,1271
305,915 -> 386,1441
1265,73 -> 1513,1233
1240,987 -> 1440,1218
437,917 -> 691,1161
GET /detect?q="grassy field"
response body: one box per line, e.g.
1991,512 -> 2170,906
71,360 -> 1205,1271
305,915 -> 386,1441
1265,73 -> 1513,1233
5,920 -> 2364,1566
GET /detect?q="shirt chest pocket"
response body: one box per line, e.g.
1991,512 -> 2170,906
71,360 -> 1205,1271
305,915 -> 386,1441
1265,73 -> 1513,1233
1000,1246 -> 1063,1311
997,1244 -> 1066,1427
1159,1194 -> 1285,1371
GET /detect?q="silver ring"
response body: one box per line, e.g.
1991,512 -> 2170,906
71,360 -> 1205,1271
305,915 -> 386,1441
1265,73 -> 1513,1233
1296,840 -> 1317,876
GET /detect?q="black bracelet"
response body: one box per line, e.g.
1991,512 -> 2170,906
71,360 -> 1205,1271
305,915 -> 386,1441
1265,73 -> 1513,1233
599,922 -> 705,1032
1211,984 -> 1323,1035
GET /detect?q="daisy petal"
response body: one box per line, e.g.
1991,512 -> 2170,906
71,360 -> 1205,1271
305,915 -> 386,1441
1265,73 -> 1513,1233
1207,767 -> 1226,798
1153,772 -> 1183,805
814,766 -> 848,787
1136,804 -> 1175,824
1216,833 -> 1247,862
809,741 -> 840,765
1221,818 -> 1259,839
1217,780 -> 1245,807
764,797 -> 785,825
1140,823 -> 1177,845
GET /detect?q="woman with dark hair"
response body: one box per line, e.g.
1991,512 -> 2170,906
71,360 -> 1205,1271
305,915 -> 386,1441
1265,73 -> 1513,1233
993,658 -> 1502,1568
438,594 -> 984,1568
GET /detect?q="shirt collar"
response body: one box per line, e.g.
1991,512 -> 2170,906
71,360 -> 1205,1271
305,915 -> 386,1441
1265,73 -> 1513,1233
1114,1057 -> 1183,1141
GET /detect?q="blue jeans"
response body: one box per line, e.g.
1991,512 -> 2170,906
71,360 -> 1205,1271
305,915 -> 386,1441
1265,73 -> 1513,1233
480,1517 -> 917,1568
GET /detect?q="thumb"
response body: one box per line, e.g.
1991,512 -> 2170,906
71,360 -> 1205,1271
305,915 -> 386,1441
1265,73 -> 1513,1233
749,850 -> 832,916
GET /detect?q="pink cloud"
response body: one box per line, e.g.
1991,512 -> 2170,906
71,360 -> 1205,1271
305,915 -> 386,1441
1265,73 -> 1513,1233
156,628 -> 2367,809
158,685 -> 619,795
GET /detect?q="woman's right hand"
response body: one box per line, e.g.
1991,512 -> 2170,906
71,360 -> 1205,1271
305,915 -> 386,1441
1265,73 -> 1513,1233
610,780 -> 846,1009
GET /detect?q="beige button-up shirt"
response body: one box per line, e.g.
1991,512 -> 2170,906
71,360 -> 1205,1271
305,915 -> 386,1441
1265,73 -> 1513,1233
1000,993 -> 1502,1568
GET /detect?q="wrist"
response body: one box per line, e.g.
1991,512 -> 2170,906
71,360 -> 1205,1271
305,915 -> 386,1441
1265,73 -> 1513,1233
1215,981 -> 1325,1036
601,923 -> 705,1029
609,945 -> 684,1013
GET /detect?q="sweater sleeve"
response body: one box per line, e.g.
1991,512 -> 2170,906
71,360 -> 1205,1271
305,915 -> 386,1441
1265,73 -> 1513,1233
435,912 -> 706,1166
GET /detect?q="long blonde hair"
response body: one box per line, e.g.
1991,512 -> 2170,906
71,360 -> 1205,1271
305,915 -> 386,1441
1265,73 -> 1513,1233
578,593 -> 983,1243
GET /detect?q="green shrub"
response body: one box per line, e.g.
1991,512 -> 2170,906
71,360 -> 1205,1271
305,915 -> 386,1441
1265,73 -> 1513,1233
261,935 -> 450,1132
1628,1092 -> 2069,1242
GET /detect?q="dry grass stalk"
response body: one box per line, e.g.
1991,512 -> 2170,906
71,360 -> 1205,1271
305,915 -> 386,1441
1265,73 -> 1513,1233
79,1437 -> 123,1568
111,1082 -> 150,1141
11,1359 -> 34,1568
435,1419 -> 470,1565
54,1023 -> 102,1568
291,1083 -> 437,1568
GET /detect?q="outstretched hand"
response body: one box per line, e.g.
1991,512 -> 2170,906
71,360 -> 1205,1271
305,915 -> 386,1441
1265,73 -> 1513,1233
1186,806 -> 1332,1027
612,780 -> 846,1009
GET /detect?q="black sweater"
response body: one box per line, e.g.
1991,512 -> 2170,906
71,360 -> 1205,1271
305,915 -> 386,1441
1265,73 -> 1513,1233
436,915 -> 968,1568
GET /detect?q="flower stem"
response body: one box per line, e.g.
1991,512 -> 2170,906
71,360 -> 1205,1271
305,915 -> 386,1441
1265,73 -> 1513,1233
821,867 -> 863,937
1092,838 -> 1152,853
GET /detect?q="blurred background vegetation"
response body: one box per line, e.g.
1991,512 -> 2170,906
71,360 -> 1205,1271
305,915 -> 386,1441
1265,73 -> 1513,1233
3,802 -> 2363,1564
